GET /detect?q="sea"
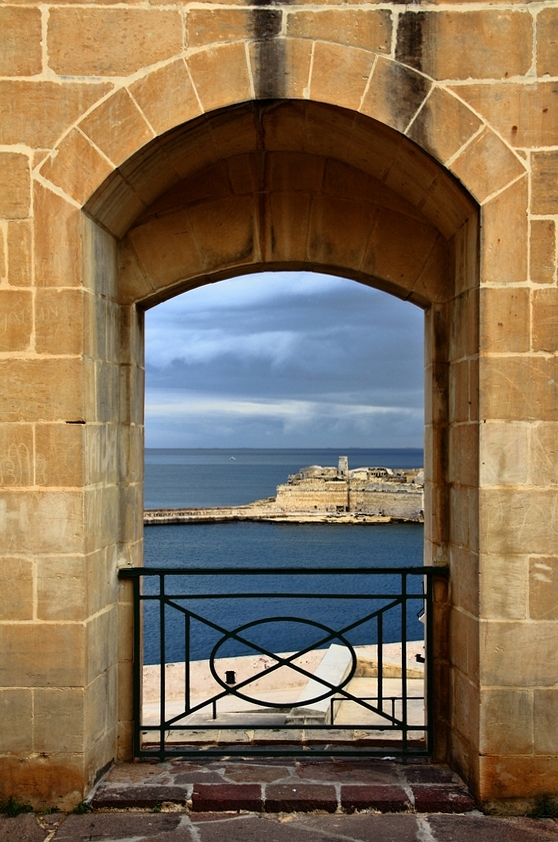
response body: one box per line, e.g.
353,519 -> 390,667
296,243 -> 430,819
143,448 -> 425,664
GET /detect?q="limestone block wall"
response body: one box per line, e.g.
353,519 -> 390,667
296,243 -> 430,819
274,479 -> 423,519
0,0 -> 556,812
350,489 -> 423,521
275,480 -> 350,513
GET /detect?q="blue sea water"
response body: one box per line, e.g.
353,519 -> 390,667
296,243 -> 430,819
144,447 -> 423,509
143,449 -> 425,663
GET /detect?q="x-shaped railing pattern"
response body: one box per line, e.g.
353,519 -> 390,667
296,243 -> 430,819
119,565 -> 448,759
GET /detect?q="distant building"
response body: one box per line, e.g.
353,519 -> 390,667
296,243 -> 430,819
274,457 -> 423,521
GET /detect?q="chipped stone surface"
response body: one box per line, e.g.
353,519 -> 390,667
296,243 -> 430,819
5,811 -> 558,842
91,758 -> 475,815
411,785 -> 476,814
53,814 -> 185,841
1,0 -> 558,815
0,814 -> 49,842
341,784 -> 411,812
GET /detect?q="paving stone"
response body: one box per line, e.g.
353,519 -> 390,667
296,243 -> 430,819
250,731 -> 299,744
169,761 -> 216,771
404,765 -> 457,785
192,783 -> 263,812
192,814 -> 345,842
189,812 -> 257,822
411,785 -> 475,813
102,761 -> 171,784
341,784 -> 411,812
0,815 -> 48,842
223,764 -> 292,783
295,759 -> 400,784
91,785 -> 188,808
428,814 -> 558,842
53,813 -> 184,840
173,771 -> 226,784
137,825 -> 198,842
264,783 -> 337,813
286,812 -> 420,841
38,814 -> 65,833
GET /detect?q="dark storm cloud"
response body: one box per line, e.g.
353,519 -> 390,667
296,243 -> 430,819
145,272 -> 424,447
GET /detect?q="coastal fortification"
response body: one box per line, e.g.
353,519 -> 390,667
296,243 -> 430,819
144,457 -> 424,525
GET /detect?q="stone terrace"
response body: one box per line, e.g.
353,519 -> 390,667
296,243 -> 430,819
3,760 -> 558,842
89,757 -> 476,814
5,812 -> 558,842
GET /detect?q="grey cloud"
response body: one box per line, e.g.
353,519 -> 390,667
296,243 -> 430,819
145,272 -> 424,448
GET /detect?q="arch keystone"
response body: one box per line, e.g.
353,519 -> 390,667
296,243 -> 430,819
247,38 -> 313,101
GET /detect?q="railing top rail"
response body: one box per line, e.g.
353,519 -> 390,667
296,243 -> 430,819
119,565 -> 449,578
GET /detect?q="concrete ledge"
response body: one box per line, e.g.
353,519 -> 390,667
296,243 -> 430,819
285,644 -> 354,725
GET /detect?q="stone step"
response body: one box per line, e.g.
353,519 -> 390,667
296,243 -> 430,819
89,758 -> 476,815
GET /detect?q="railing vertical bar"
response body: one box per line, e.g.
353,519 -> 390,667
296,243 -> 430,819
401,572 -> 408,756
185,613 -> 191,714
159,573 -> 166,758
377,612 -> 383,713
426,572 -> 434,754
132,575 -> 142,758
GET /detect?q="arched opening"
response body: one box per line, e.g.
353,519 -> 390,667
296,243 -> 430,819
80,97 -> 478,785
140,272 -> 426,751
144,271 -> 424,453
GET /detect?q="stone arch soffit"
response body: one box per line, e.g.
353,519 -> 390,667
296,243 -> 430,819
90,98 -> 481,309
114,109 -> 456,310
35,46 -> 525,220
34,49 -> 522,306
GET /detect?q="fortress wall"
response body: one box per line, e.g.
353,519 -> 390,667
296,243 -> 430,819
275,481 -> 349,513
0,0 -> 557,810
274,479 -> 423,520
351,490 -> 423,521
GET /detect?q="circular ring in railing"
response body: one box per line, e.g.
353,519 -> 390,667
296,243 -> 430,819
209,616 -> 357,709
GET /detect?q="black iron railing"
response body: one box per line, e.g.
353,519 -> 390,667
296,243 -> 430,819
119,565 -> 448,759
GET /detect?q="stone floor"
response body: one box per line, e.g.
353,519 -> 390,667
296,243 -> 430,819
4,758 -> 558,841
4,809 -> 558,842
90,756 -> 476,813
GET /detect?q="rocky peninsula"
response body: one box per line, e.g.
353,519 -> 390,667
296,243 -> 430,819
144,457 -> 424,525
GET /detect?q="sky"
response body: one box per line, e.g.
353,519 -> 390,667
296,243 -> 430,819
144,271 -> 424,449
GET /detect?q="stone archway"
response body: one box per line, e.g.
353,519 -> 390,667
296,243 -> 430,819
2,12 -> 553,809
82,97 -> 481,802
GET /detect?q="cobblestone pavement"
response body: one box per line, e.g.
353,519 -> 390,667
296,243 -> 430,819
3,759 -> 558,842
90,757 -> 477,814
3,811 -> 558,842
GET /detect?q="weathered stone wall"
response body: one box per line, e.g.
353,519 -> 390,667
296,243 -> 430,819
0,0 -> 556,812
274,478 -> 423,520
